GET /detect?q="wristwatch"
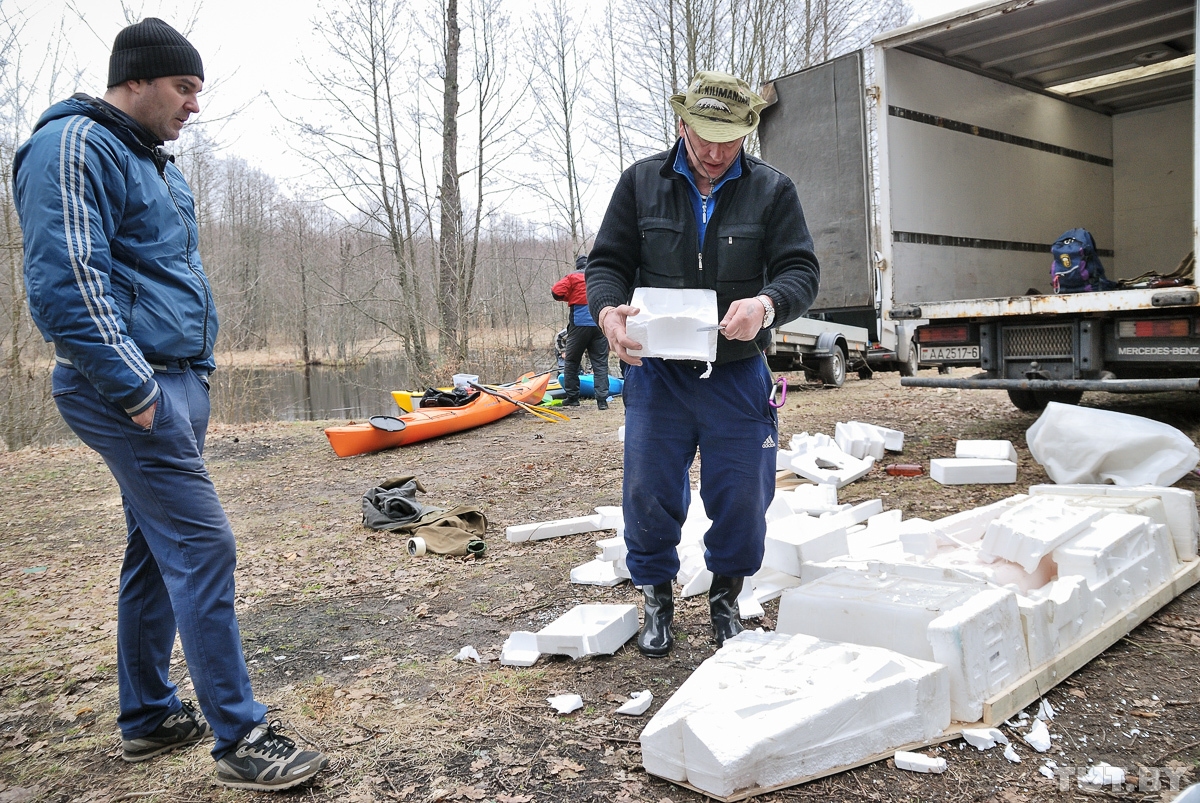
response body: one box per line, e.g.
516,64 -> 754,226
756,294 -> 776,329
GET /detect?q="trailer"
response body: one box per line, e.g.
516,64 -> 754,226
761,0 -> 1197,409
767,316 -> 870,387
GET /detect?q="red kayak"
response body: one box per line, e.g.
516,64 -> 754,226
324,373 -> 550,457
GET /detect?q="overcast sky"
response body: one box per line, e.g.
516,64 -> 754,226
13,0 -> 984,198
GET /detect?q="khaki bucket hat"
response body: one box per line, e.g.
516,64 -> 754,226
669,71 -> 767,143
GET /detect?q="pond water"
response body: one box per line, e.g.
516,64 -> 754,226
33,353 -> 552,446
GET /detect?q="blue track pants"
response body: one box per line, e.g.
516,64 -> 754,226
53,364 -> 265,757
621,356 -> 778,586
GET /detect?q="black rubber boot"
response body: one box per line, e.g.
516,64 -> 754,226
637,582 -> 674,658
709,575 -> 745,648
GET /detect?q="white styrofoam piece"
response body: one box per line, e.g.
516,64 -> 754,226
750,568 -> 803,602
616,690 -> 654,716
535,604 -> 639,659
1037,700 -> 1055,721
776,448 -> 799,471
593,506 -> 623,529
548,693 -> 584,714
980,497 -> 1106,573
961,727 -> 1008,750
779,483 -> 843,516
1023,718 -> 1051,752
762,514 -> 849,577
930,458 -> 1017,485
927,587 -> 1031,721
738,583 -> 765,619
1030,484 -> 1199,561
500,631 -> 540,667
778,571 -> 1030,721
1079,763 -> 1125,789
835,421 -> 885,461
894,751 -> 947,773
640,631 -> 950,798
506,513 -> 604,542
932,495 -> 1028,544
570,558 -> 627,587
788,432 -> 835,455
681,568 -> 713,598
625,287 -> 719,361
596,536 -> 624,562
956,440 -> 1018,463
790,446 -> 875,488
614,553 -> 631,579
454,646 -> 481,663
1004,744 -> 1021,763
618,425 -> 625,442
1053,514 -> 1176,620
846,421 -> 904,453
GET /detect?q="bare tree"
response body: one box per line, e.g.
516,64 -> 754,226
436,0 -> 465,362
525,0 -> 591,250
0,6 -> 77,450
285,0 -> 433,373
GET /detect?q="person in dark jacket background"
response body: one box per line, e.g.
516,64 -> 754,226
13,18 -> 326,791
586,71 -> 820,658
552,254 -> 611,409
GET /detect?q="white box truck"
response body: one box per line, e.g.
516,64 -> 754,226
760,0 -> 1197,410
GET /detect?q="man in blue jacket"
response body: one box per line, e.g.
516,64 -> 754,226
13,18 -> 327,791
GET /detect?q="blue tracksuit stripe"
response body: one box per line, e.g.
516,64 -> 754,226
58,117 -> 153,384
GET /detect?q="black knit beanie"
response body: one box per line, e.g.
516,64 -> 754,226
575,255 -> 588,271
107,18 -> 204,87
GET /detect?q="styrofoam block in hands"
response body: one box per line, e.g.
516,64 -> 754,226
535,604 -> 638,659
790,446 -> 874,488
625,287 -> 719,361
930,458 -> 1016,485
639,631 -> 950,798
956,440 -> 1018,463
1030,484 -> 1198,561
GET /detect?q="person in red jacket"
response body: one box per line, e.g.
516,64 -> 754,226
551,255 -> 611,408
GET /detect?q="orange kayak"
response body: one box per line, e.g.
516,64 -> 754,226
324,373 -> 550,457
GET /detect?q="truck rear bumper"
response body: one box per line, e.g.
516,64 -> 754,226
901,377 -> 1200,393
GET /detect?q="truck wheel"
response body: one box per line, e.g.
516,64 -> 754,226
1007,389 -> 1044,411
819,348 -> 847,388
898,344 -> 919,377
1007,389 -> 1085,411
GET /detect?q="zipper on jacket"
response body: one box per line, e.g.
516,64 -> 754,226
699,193 -> 709,271
162,171 -> 212,355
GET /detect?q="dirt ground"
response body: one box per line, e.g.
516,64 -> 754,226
4,368 -> 1200,803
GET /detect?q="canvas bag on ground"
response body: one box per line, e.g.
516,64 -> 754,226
1026,402 -> 1199,486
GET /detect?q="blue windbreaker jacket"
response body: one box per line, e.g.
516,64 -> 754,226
13,94 -> 216,416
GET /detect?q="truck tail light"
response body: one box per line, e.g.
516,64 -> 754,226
920,325 -> 969,344
1116,319 -> 1191,338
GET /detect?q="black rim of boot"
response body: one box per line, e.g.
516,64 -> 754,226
637,581 -> 674,658
709,574 -> 745,648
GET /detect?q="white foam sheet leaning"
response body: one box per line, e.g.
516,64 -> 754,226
1026,402 -> 1200,486
625,287 -> 719,361
640,631 -> 950,799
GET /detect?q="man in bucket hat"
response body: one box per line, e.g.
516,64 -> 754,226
13,18 -> 327,790
586,71 -> 820,657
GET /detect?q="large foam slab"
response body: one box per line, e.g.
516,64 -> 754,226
777,571 -> 1029,721
640,631 -> 950,798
